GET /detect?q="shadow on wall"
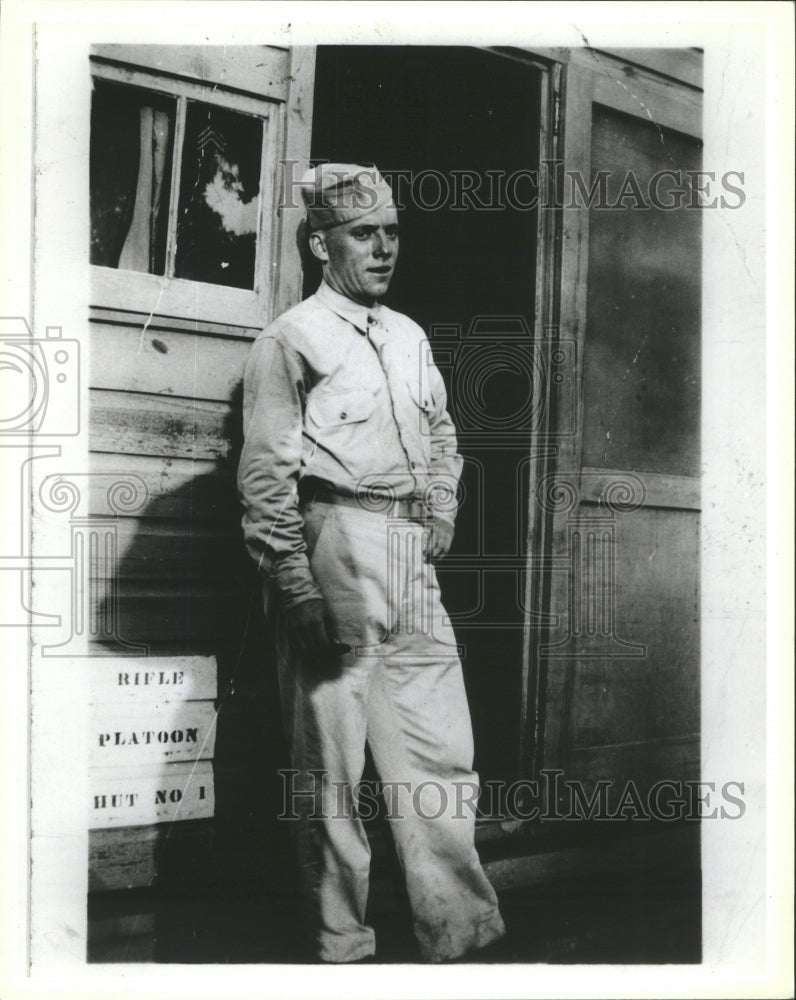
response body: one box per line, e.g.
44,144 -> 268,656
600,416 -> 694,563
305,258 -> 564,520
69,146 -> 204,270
90,326 -> 411,961
91,381 -> 308,961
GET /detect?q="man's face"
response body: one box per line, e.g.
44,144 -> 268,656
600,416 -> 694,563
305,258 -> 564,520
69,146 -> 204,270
311,203 -> 399,306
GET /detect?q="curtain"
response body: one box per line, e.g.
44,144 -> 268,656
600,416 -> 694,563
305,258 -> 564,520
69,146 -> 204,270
118,106 -> 171,273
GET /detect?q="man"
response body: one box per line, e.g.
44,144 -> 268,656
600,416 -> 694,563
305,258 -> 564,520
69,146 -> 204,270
237,163 -> 505,963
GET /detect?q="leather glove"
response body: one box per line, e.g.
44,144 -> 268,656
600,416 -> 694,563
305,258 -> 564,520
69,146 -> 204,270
283,598 -> 350,661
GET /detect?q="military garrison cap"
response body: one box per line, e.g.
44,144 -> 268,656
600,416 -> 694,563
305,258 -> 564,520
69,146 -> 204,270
299,163 -> 395,230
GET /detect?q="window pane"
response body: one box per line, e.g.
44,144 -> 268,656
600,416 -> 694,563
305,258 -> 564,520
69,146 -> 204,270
581,108 -> 702,477
174,102 -> 263,290
90,80 -> 175,274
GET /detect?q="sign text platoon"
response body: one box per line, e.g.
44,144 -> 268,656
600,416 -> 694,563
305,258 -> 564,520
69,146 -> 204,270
90,701 -> 217,763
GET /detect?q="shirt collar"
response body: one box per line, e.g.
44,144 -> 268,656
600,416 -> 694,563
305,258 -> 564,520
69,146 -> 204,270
315,280 -> 383,334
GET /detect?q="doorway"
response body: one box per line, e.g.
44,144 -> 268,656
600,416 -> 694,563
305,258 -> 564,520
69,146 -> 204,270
309,46 -> 544,789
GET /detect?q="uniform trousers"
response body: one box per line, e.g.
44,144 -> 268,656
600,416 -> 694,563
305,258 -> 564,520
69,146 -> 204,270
272,499 -> 505,962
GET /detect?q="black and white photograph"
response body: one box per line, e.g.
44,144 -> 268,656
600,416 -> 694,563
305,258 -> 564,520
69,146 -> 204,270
0,3 -> 792,998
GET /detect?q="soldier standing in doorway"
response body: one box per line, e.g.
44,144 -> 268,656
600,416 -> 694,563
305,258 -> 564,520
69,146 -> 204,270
238,163 -> 505,962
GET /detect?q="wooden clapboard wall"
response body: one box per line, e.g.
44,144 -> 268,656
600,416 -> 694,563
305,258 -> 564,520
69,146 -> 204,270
86,45 -> 316,896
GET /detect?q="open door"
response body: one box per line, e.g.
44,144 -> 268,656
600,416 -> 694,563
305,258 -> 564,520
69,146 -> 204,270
309,45 -> 546,791
534,54 -> 702,808
307,44 -> 702,823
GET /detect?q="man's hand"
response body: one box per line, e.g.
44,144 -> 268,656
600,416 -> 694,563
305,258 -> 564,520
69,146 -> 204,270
284,598 -> 350,661
424,515 -> 454,563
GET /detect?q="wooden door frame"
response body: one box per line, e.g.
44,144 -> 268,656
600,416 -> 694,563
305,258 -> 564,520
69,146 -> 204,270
455,46 -> 564,791
527,54 -> 593,779
274,46 -> 317,321
482,48 -> 570,784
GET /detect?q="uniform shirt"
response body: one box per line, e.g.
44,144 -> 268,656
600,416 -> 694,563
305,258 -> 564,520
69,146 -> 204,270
238,280 -> 463,609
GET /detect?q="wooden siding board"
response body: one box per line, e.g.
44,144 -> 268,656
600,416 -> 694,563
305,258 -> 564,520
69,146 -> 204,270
90,44 -> 290,102
88,819 -> 215,892
89,389 -> 234,461
90,307 -> 259,340
88,453 -> 235,521
91,265 -> 265,330
90,322 -> 251,403
90,594 -> 253,646
99,520 -> 245,582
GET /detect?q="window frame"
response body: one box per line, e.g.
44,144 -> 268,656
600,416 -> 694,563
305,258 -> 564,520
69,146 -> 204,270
89,57 -> 281,329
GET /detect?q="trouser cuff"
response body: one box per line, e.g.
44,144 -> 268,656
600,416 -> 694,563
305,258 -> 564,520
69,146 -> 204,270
317,929 -> 376,964
418,908 -> 507,963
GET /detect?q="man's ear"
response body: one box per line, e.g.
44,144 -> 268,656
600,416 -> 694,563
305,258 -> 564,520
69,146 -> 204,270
308,230 -> 329,264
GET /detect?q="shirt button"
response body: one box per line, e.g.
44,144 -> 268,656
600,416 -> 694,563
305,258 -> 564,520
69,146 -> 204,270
340,411 -> 347,419
410,461 -> 416,469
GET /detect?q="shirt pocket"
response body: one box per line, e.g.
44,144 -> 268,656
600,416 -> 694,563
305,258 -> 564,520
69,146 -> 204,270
306,387 -> 376,429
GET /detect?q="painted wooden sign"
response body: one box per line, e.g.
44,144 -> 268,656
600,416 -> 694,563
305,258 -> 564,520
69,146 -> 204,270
89,700 -> 217,764
88,655 -> 217,703
90,760 -> 214,829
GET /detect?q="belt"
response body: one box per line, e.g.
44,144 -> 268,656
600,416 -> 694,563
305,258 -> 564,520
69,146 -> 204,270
305,484 -> 429,521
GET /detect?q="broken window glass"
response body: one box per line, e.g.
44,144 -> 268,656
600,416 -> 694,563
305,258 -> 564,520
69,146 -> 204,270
174,103 -> 263,290
90,80 -> 176,274
90,78 -> 264,291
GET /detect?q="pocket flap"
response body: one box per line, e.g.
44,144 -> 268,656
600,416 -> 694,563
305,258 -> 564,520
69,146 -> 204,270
307,388 -> 376,428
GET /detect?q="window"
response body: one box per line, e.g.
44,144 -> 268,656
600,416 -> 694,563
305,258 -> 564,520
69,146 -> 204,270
89,55 -> 279,327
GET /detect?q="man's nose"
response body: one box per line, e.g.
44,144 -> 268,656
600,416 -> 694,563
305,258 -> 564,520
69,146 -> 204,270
373,233 -> 393,259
